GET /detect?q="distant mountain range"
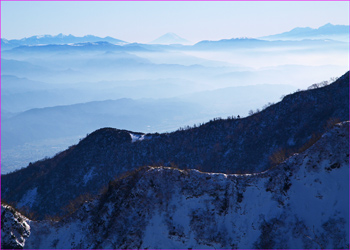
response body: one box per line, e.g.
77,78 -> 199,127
2,23 -> 347,51
2,36 -> 346,56
192,37 -> 346,50
261,23 -> 349,41
149,32 -> 191,45
2,41 -> 147,54
1,34 -> 127,50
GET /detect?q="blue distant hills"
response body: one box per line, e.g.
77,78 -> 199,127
1,34 -> 127,50
1,23 -> 348,51
261,23 -> 349,41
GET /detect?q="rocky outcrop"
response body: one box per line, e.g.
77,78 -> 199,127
1,205 -> 31,249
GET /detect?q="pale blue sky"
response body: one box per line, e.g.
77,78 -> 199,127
1,1 -> 349,43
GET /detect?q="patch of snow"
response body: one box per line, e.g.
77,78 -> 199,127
130,133 -> 142,143
129,133 -> 152,143
83,167 -> 95,185
18,187 -> 38,208
142,212 -> 178,248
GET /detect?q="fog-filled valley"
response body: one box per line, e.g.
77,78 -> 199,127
1,24 -> 349,174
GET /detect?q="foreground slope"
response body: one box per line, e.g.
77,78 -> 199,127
1,72 -> 349,219
2,122 -> 349,249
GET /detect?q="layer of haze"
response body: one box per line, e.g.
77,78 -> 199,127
1,1 -> 349,43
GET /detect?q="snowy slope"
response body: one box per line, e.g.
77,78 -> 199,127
1,205 -> 31,249
2,122 -> 348,249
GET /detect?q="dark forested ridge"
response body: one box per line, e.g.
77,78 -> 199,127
1,71 -> 349,219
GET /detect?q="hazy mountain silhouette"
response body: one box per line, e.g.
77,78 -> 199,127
261,23 -> 349,41
1,34 -> 127,50
192,37 -> 346,50
150,32 -> 191,45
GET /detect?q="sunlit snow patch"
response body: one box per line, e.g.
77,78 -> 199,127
129,133 -> 152,143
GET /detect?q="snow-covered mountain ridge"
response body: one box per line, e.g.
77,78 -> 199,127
2,121 -> 349,249
1,34 -> 127,50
